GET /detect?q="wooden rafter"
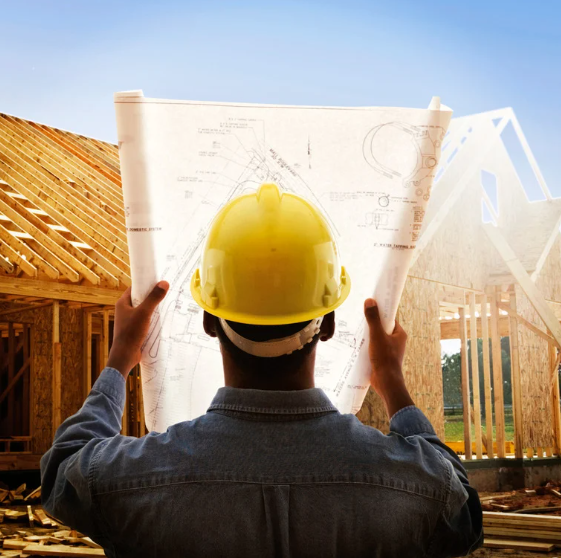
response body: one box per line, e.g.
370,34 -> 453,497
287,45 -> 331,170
0,222 -> 59,279
0,118 -> 126,225
56,128 -> 121,176
497,301 -> 559,349
0,238 -> 37,277
484,224 -> 561,349
0,191 -> 101,284
29,121 -> 122,189
0,253 -> 14,273
0,162 -> 131,284
1,115 -> 124,211
0,187 -> 120,286
0,145 -> 128,256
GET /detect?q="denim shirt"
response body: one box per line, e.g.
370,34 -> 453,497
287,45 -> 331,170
41,368 -> 482,558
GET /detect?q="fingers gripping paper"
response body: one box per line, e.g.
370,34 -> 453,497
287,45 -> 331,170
114,91 -> 452,432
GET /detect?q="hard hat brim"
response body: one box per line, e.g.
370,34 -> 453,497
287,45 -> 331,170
190,270 -> 351,326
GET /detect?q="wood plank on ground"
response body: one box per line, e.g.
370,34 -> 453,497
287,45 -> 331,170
483,538 -> 554,552
19,543 -> 105,556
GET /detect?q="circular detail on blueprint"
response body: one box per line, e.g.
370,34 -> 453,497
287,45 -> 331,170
378,195 -> 390,207
425,156 -> 437,168
363,123 -> 422,182
423,194 -> 430,201
416,188 -> 423,196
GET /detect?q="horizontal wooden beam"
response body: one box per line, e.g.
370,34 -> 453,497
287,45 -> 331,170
0,300 -> 53,317
0,276 -> 123,304
441,315 -> 510,339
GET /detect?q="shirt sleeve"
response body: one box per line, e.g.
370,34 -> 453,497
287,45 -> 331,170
390,405 -> 484,558
40,367 -> 126,547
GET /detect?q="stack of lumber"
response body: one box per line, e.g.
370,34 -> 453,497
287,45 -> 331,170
0,486 -> 30,507
0,486 -> 41,508
483,511 -> 561,552
1,529 -> 105,556
0,507 -> 57,528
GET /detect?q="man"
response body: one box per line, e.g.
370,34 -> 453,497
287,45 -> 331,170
41,184 -> 482,557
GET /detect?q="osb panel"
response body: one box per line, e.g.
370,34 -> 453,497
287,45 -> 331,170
356,388 -> 389,434
480,141 -> 561,275
357,277 -> 444,439
60,307 -> 83,422
410,179 -> 489,290
0,302 -> 52,454
515,286 -> 554,450
536,234 -> 561,303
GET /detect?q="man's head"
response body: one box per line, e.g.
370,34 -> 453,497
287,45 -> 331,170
203,311 -> 335,389
191,183 -> 350,389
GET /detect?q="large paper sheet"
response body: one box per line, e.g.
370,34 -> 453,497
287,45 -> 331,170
114,91 -> 452,432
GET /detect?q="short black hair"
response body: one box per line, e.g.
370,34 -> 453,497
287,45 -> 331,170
215,318 -> 320,375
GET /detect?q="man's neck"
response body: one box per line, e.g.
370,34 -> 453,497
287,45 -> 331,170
224,374 -> 315,391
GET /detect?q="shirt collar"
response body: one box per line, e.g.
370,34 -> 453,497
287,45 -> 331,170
207,386 -> 339,418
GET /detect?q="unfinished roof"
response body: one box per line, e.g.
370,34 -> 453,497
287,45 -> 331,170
415,107 -> 561,278
0,107 -> 559,304
0,113 -> 129,297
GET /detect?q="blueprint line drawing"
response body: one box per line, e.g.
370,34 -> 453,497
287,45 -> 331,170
114,91 -> 452,432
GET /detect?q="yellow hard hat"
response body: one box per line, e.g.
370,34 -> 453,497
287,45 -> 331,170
190,183 -> 350,325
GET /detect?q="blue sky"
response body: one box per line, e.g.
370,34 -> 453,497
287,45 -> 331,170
2,0 -> 560,195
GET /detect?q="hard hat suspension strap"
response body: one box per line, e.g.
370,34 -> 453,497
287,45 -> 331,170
219,317 -> 324,358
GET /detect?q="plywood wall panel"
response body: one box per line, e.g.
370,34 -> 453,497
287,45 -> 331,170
515,285 -> 554,450
357,276 -> 444,439
356,388 -> 389,434
60,307 -> 84,422
536,235 -> 561,304
411,180 -> 490,291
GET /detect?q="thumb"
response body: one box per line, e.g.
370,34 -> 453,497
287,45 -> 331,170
364,298 -> 384,332
139,281 -> 169,313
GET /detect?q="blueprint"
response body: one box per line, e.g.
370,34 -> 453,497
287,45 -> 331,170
114,91 -> 452,432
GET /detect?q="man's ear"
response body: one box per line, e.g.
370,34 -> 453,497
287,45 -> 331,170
203,311 -> 218,338
319,312 -> 335,342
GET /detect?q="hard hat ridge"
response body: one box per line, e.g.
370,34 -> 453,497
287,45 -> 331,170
190,183 -> 350,325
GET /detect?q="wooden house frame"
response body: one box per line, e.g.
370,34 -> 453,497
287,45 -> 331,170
358,108 -> 561,461
0,108 -> 559,470
0,113 -> 143,470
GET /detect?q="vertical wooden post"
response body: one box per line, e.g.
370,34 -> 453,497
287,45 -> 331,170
52,301 -> 62,437
22,324 -> 30,435
550,343 -> 561,456
469,292 -> 483,459
102,309 -> 110,369
83,311 -> 92,398
481,294 -> 494,459
508,289 -> 523,459
459,306 -> 472,459
7,322 -> 15,433
489,288 -> 506,458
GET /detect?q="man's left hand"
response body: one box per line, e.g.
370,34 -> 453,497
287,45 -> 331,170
107,281 -> 169,377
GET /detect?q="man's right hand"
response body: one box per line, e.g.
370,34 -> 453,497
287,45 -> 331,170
364,298 -> 414,418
